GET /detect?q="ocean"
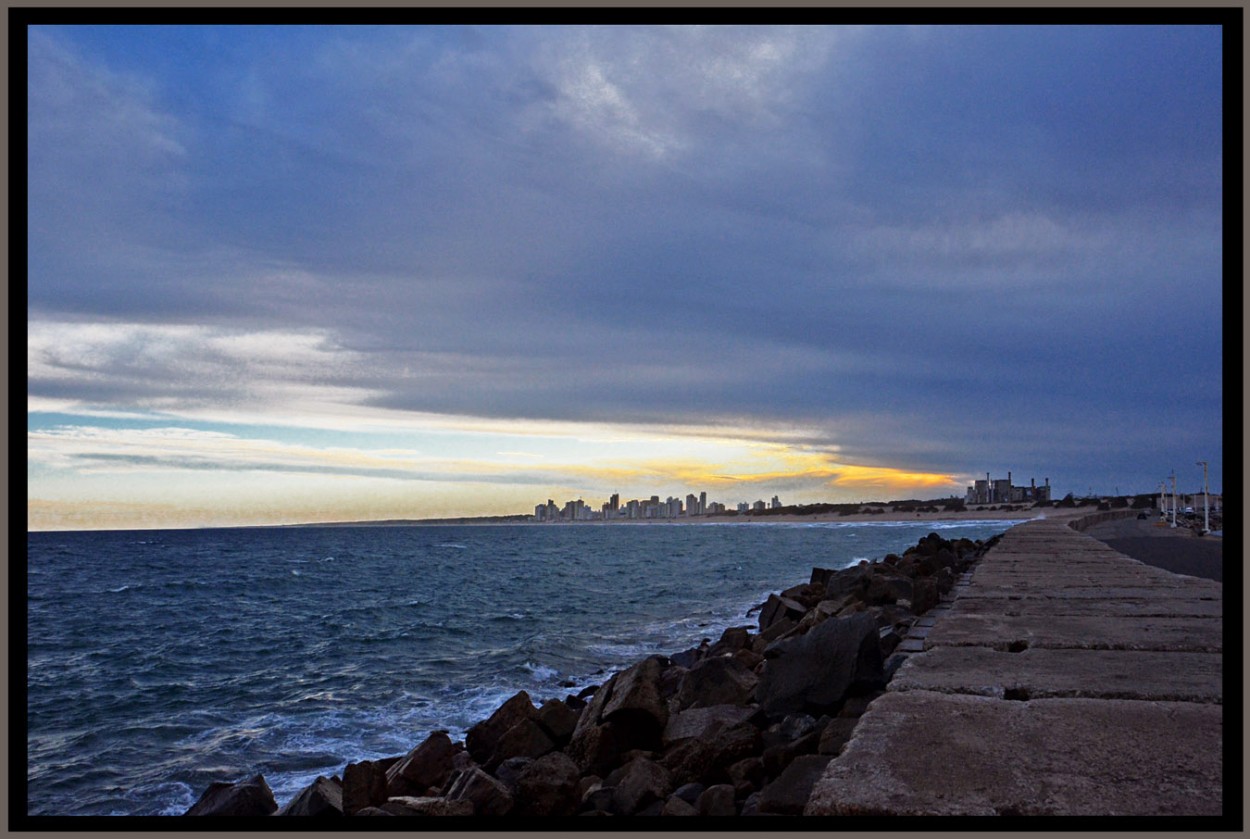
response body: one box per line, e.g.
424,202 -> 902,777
25,519 -> 1019,816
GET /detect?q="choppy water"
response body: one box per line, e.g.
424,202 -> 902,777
25,519 -> 1017,816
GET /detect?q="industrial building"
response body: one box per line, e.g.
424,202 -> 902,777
965,472 -> 1051,505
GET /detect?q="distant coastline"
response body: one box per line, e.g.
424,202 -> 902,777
291,506 -> 1044,528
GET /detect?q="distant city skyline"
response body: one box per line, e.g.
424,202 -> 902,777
25,21 -> 1225,531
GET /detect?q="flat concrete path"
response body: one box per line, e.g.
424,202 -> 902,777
805,516 -> 1224,817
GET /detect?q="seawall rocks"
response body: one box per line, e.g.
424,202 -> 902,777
184,531 -> 997,818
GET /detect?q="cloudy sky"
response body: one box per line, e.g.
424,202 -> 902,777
26,22 -> 1225,530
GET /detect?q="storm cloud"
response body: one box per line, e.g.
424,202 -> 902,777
26,21 -> 1226,520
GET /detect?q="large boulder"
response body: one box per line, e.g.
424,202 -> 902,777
660,720 -> 762,787
274,775 -> 343,817
385,730 -> 462,798
465,691 -> 538,765
534,698 -> 581,746
864,571 -> 912,606
811,565 -> 870,600
184,774 -> 277,816
706,626 -> 752,658
484,717 -> 557,771
696,783 -> 737,816
755,612 -> 884,718
610,757 -> 674,816
662,703 -> 759,747
566,658 -> 669,773
756,754 -> 834,815
381,796 -> 474,816
513,751 -> 582,817
675,655 -> 759,709
342,757 -> 400,815
757,594 -> 808,632
600,656 -> 669,730
445,767 -> 514,816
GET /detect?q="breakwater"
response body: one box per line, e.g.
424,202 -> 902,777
184,530 -> 1001,817
806,513 -> 1225,817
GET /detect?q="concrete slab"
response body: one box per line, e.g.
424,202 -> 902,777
888,647 -> 1223,703
924,613 -> 1222,652
950,595 -> 1222,618
804,691 -> 1223,816
945,595 -> 1220,620
957,584 -> 1221,601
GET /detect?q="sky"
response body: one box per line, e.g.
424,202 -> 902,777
25,22 -> 1227,530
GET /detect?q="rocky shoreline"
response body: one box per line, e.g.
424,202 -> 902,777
185,530 -> 1002,817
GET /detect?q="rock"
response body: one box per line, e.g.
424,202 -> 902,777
274,775 -> 343,817
535,697 -> 581,746
911,577 -> 940,614
493,756 -> 534,792
734,648 -> 764,671
781,582 -> 825,609
670,646 -> 704,668
755,612 -> 885,718
726,755 -> 765,797
352,806 -> 393,816
761,728 -> 821,778
382,796 -> 474,816
758,594 -> 808,632
780,713 -> 819,741
672,782 -> 705,805
864,570 -> 912,605
661,795 -> 699,816
385,730 -> 462,798
581,784 -> 615,813
485,717 -> 556,771
817,717 -> 859,755
661,720 -> 762,787
342,758 -> 397,815
600,656 -> 669,731
445,767 -> 514,816
753,615 -> 800,650
815,565 -> 871,600
636,800 -> 665,816
879,624 -> 904,656
513,751 -> 582,817
184,774 -> 278,816
707,626 -> 752,657
662,703 -> 759,746
610,757 -> 674,816
837,691 -> 882,718
566,718 -> 628,776
675,655 -> 759,709
465,691 -> 537,765
696,783 -> 737,816
756,754 -> 833,815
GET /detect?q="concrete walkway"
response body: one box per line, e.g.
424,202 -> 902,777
805,515 -> 1224,817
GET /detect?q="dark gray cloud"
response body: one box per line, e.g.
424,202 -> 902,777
26,23 -> 1226,494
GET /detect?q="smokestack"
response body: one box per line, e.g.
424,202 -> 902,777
1032,478 -> 1036,489
1008,471 -> 1012,485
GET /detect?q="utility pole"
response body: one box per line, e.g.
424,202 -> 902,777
1196,461 -> 1209,534
1159,480 -> 1167,519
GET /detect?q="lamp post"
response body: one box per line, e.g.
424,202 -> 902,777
1196,461 -> 1209,534
1169,471 -> 1178,528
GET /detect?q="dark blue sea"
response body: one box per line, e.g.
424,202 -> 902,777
25,519 -> 1018,816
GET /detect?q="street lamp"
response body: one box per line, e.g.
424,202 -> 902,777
1196,461 -> 1209,534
